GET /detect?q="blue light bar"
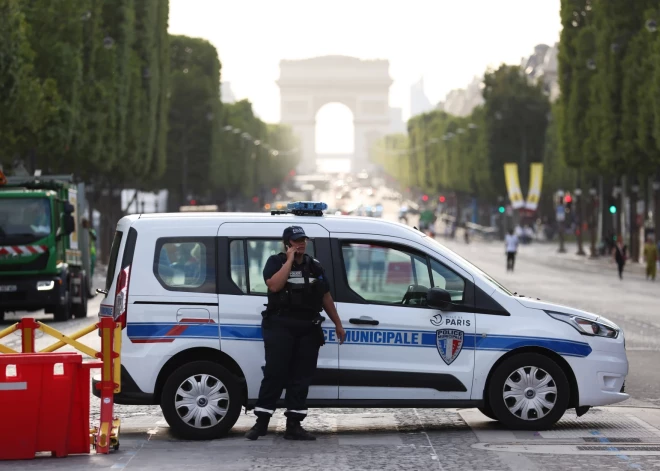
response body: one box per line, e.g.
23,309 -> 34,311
287,201 -> 328,212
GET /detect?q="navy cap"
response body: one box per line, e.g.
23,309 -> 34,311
283,226 -> 308,242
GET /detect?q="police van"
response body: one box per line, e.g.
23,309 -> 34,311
97,202 -> 628,440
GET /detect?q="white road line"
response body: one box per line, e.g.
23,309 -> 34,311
413,408 -> 444,470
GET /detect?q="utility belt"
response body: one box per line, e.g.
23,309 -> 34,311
261,309 -> 326,346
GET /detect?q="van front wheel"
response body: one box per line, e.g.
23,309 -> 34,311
160,361 -> 242,440
488,353 -> 569,430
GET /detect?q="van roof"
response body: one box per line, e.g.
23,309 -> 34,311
121,212 -> 426,240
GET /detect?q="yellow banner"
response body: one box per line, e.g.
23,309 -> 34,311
504,163 -> 525,209
525,163 -> 544,211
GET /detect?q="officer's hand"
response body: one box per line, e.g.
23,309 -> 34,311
336,324 -> 347,344
286,244 -> 296,262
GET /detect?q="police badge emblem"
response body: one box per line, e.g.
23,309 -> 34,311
435,329 -> 464,365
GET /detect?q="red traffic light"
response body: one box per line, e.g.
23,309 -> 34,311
439,196 -> 446,203
252,196 -> 259,203
422,195 -> 429,202
271,188 -> 278,195
190,199 -> 197,205
564,194 -> 572,204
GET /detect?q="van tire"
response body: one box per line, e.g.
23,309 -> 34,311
488,353 -> 569,430
478,404 -> 497,421
160,361 -> 242,440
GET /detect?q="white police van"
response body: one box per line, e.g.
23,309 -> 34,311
98,202 -> 628,440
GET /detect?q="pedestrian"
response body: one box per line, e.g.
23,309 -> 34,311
81,218 -> 97,280
245,226 -> 346,441
505,228 -> 519,272
643,235 -> 658,281
612,235 -> 627,280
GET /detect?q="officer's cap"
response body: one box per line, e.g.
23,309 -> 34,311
283,226 -> 308,242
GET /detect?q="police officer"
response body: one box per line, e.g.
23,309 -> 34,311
245,226 -> 346,441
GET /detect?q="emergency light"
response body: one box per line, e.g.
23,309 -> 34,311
271,201 -> 327,216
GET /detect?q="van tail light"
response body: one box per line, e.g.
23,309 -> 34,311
114,265 -> 131,329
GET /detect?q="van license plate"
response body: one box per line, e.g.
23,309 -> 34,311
0,285 -> 17,292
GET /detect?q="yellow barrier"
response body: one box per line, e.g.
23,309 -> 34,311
40,323 -> 99,354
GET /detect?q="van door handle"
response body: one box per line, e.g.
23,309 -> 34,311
349,317 -> 379,326
177,308 -> 211,323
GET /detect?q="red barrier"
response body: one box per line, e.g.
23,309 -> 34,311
0,353 -> 91,460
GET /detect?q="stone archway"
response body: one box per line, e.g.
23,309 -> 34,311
277,55 -> 392,174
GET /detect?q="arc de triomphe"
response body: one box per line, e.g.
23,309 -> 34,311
277,56 -> 392,174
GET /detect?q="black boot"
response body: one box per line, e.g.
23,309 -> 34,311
284,419 -> 316,441
245,416 -> 269,440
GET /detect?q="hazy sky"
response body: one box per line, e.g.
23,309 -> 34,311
169,0 -> 562,154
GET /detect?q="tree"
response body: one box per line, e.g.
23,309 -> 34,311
162,35 -> 221,208
0,0 -> 45,164
482,65 -> 550,198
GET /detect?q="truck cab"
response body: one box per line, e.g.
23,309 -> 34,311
0,173 -> 91,321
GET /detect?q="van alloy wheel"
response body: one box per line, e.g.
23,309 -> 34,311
488,352 -> 569,430
174,374 -> 230,429
161,361 -> 242,440
503,366 -> 558,421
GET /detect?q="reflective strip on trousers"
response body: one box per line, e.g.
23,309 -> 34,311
287,409 -> 308,415
254,407 -> 274,415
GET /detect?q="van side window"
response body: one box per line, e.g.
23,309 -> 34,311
430,259 -> 465,303
229,239 -> 315,295
154,238 -> 216,293
341,242 -> 431,305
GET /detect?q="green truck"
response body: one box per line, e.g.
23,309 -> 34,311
0,173 -> 92,321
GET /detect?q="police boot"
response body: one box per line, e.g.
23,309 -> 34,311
284,418 -> 316,441
245,416 -> 269,440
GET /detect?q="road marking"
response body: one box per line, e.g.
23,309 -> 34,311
413,408 -> 444,470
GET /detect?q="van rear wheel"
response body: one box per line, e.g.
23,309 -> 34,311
160,361 -> 242,440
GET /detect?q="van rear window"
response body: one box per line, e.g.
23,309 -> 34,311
105,231 -> 123,292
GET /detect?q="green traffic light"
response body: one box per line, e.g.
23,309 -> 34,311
609,205 -> 617,214
498,206 -> 505,214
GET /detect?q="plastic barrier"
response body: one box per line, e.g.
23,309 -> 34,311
0,317 -> 121,458
0,353 -> 94,459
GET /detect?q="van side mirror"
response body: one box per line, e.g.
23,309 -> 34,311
426,287 -> 453,310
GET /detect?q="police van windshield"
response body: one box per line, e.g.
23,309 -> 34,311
426,237 -> 514,296
0,198 -> 51,244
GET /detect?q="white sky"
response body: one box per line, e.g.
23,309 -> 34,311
168,0 -> 561,153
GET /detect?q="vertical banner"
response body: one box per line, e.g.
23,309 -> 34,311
504,163 -> 525,209
525,163 -> 544,211
68,188 -> 79,250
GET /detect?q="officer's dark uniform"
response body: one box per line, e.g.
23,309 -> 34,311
246,226 -> 329,441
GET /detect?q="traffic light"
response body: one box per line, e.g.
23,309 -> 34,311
189,199 -> 197,205
422,194 -> 429,202
608,196 -> 617,214
439,195 -> 446,203
498,205 -> 505,214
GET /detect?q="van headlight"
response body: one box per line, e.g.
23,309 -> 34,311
545,311 -> 619,339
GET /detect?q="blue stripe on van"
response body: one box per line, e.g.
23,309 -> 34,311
126,322 -> 592,357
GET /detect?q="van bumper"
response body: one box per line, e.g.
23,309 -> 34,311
92,364 -> 157,405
